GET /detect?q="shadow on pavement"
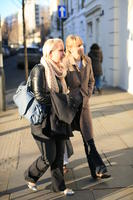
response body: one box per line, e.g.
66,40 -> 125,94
0,148 -> 132,199
91,103 -> 133,118
0,125 -> 30,136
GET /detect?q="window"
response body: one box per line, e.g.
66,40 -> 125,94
88,22 -> 93,37
78,0 -> 85,10
96,18 -> 100,43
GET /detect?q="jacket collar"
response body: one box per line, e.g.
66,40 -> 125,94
68,54 -> 87,70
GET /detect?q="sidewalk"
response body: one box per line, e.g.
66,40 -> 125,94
0,87 -> 133,200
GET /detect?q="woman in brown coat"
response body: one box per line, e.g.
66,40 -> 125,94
63,35 -> 110,179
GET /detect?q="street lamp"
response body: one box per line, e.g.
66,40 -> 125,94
40,17 -> 45,46
22,0 -> 28,81
0,15 -> 6,111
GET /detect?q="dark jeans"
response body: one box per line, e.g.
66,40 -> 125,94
24,134 -> 66,192
83,138 -> 107,178
95,75 -> 102,89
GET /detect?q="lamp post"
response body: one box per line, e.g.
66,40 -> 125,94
22,0 -> 28,81
0,16 -> 6,111
41,17 -> 45,46
58,5 -> 67,41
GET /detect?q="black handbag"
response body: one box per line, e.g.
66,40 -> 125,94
50,91 -> 77,124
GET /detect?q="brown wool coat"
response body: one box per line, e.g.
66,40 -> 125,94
63,54 -> 95,142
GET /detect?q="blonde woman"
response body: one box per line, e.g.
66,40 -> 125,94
63,35 -> 111,179
24,38 -> 74,196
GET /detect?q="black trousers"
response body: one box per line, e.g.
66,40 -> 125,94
24,134 -> 66,192
82,138 -> 107,178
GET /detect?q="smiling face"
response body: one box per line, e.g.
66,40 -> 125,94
50,42 -> 65,64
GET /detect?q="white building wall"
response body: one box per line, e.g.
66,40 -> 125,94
25,1 -> 36,32
103,0 -> 120,87
63,0 -> 133,94
119,0 -> 133,94
82,0 -> 121,87
127,0 -> 133,94
18,9 -> 23,45
64,7 -> 86,50
49,0 -> 61,38
119,0 -> 129,91
25,0 -> 42,33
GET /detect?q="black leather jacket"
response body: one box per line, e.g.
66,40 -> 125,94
30,64 -> 73,139
30,64 -> 51,106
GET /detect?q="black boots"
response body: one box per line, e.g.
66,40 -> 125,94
84,139 -> 110,179
83,139 -> 96,178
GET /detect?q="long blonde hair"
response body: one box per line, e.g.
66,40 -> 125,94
65,35 -> 83,54
43,38 -> 64,58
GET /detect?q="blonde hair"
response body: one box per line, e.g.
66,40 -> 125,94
65,35 -> 83,54
43,38 -> 64,58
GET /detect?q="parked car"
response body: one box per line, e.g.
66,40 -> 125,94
2,46 -> 10,57
17,47 -> 42,69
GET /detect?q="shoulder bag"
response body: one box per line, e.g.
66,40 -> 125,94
13,75 -> 46,125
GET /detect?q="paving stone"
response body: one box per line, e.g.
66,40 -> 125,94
0,170 -> 9,193
120,132 -> 133,148
93,118 -> 109,138
10,188 -> 64,200
67,165 -> 133,191
7,164 -> 51,193
0,194 -> 10,200
95,135 -> 127,153
0,133 -> 21,170
90,166 -> 133,189
93,188 -> 118,200
17,132 -> 40,169
104,148 -> 133,166
97,117 -> 122,135
63,169 -> 77,190
72,167 -> 100,190
10,188 -> 95,200
93,187 -> 133,200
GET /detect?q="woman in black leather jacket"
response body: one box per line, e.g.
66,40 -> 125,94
24,38 -> 74,196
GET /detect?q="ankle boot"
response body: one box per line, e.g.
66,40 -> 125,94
88,139 -> 107,172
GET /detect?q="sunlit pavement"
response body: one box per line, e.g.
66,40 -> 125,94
0,87 -> 133,200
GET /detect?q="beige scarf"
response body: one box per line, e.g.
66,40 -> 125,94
40,57 -> 69,94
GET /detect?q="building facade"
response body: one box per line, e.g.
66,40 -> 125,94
2,0 -> 51,47
2,14 -> 19,47
62,0 -> 133,94
49,0 -> 61,38
24,0 -> 50,46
